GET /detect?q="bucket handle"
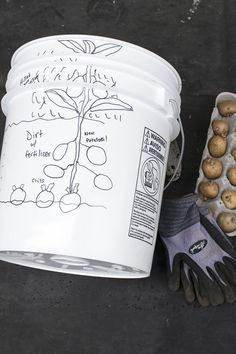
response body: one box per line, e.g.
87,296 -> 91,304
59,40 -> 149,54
164,99 -> 185,190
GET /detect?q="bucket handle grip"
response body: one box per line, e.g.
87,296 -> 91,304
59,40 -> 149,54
164,99 -> 185,190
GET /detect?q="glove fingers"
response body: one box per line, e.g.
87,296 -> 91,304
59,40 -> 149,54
223,257 -> 236,285
206,268 -> 225,306
168,268 -> 180,291
180,264 -> 195,303
222,265 -> 236,289
223,257 -> 236,268
221,263 -> 236,293
214,262 -> 236,304
167,257 -> 181,291
189,270 -> 209,307
228,236 -> 236,251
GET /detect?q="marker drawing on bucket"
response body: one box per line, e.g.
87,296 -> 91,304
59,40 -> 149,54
3,39 -> 132,213
0,35 -> 182,278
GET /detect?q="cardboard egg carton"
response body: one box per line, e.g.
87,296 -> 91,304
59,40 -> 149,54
196,92 -> 236,237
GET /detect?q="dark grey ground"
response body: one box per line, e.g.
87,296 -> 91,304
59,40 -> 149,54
0,1 -> 236,353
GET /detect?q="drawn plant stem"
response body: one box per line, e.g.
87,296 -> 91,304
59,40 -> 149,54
69,69 -> 91,191
69,118 -> 82,193
69,112 -> 85,191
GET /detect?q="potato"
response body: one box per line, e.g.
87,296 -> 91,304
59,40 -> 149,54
217,100 -> 236,117
198,181 -> 219,200
201,158 -> 223,179
231,148 -> 236,160
208,135 -> 227,157
221,190 -> 236,209
227,167 -> 236,186
217,212 -> 236,233
212,119 -> 229,137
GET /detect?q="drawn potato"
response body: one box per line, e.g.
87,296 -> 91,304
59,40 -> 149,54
10,185 -> 26,205
59,185 -> 81,213
60,192 -> 81,213
36,183 -> 54,208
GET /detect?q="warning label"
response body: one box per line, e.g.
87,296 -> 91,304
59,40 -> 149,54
129,127 -> 167,245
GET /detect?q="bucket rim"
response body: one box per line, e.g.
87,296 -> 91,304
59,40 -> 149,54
1,73 -> 181,117
11,34 -> 182,94
0,251 -> 149,278
5,55 -> 181,106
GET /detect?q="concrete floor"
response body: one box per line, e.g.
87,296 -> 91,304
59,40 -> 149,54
0,0 -> 236,353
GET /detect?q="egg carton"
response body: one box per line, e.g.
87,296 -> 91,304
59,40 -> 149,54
196,92 -> 236,237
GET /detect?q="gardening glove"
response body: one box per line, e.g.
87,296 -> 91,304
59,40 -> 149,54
159,193 -> 236,306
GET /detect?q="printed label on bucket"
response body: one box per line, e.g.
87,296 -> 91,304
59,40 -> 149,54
129,128 -> 166,245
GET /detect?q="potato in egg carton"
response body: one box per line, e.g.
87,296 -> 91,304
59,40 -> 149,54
196,92 -> 236,236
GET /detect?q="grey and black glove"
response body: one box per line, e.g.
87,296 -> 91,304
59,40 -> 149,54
159,194 -> 236,306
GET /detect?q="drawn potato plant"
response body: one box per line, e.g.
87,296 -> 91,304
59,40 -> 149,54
43,40 -> 133,212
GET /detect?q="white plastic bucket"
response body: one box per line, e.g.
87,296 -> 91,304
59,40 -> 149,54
0,35 -> 181,278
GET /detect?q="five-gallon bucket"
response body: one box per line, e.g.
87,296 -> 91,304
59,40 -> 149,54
0,35 -> 181,278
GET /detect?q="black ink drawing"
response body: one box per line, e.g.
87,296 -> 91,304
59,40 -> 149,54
36,39 -> 122,58
10,185 -> 26,205
44,78 -> 132,212
43,164 -> 65,179
94,174 -> 113,190
18,39 -> 121,90
59,184 -> 80,213
36,183 -> 55,208
2,39 -> 133,213
86,146 -> 107,166
58,39 -> 122,56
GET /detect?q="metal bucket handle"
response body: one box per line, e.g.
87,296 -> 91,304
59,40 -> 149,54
164,99 -> 185,190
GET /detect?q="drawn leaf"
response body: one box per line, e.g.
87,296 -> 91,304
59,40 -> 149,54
58,40 -> 85,53
83,40 -> 96,54
53,143 -> 69,161
93,43 -> 122,56
90,98 -> 133,112
45,89 -> 78,111
47,183 -> 55,191
73,183 -> 79,193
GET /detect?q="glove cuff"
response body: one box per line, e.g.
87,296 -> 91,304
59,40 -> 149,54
159,193 -> 204,238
